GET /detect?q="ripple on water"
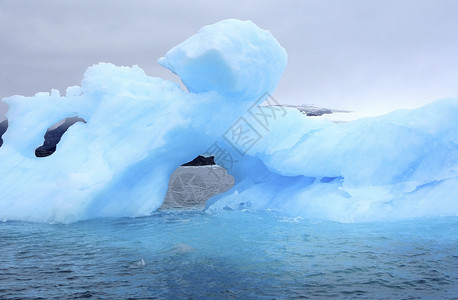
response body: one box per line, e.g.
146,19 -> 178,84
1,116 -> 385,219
0,213 -> 457,299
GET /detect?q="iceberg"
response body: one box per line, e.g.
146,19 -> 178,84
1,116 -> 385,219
0,19 -> 457,223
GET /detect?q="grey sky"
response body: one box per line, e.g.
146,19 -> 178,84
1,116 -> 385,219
1,0 -> 458,117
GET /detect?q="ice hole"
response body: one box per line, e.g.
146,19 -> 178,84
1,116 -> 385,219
35,116 -> 86,157
0,119 -> 7,148
160,155 -> 234,210
0,101 -> 8,148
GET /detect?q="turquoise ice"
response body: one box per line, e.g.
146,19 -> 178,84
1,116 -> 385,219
0,19 -> 457,223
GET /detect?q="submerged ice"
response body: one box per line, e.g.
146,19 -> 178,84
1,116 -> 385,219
0,19 -> 457,223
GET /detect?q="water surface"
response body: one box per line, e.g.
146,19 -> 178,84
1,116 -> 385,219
1,211 -> 457,299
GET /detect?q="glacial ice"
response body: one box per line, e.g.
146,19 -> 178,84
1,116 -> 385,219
158,19 -> 287,99
0,19 -> 457,223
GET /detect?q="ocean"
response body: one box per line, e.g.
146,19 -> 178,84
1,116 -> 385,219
1,210 -> 457,299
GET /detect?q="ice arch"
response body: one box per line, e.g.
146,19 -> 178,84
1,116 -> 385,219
160,155 -> 234,210
0,19 -> 457,223
35,117 -> 86,157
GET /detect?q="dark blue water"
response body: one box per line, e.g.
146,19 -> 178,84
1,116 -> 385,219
1,211 -> 457,299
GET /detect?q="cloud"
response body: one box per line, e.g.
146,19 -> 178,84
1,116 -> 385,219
1,0 -> 458,116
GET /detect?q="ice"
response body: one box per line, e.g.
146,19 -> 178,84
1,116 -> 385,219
0,19 -> 457,223
158,19 -> 287,99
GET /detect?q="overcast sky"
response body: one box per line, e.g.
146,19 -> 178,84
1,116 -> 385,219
1,0 -> 458,118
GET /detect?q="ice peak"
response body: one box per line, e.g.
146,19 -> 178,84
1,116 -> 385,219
158,19 -> 287,100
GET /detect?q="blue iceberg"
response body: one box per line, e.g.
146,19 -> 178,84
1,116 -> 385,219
0,19 -> 457,223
